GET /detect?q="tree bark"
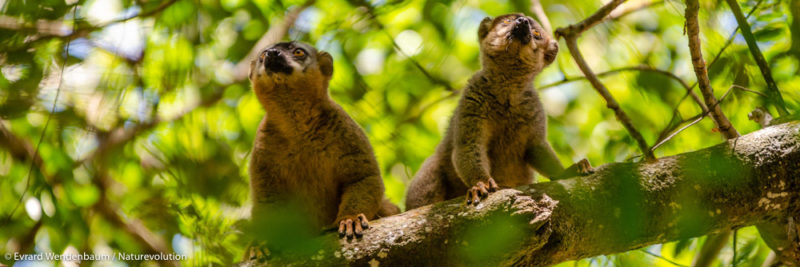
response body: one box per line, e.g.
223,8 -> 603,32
241,121 -> 800,266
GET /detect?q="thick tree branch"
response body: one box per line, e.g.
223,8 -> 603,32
724,0 -> 789,117
240,121 -> 800,266
684,2 -> 744,264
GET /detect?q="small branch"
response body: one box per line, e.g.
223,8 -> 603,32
651,0 -> 764,153
684,0 -> 740,140
529,0 -> 552,33
561,38 -> 653,160
539,65 -> 707,112
554,0 -> 652,161
233,0 -> 316,81
607,0 -> 665,21
0,0 -> 178,42
724,0 -> 789,116
554,0 -> 626,39
649,84 -> 761,151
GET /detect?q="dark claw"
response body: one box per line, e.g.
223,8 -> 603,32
465,178 -> 499,206
338,214 -> 369,239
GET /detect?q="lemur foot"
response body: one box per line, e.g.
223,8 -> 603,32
576,158 -> 594,175
338,214 -> 369,239
553,159 -> 594,180
465,178 -> 499,206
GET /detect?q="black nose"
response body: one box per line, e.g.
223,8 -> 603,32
266,49 -> 280,58
515,17 -> 529,26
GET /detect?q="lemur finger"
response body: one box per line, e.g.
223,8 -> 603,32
357,214 -> 369,229
338,220 -> 347,237
477,182 -> 489,197
487,178 -> 499,192
354,220 -> 364,237
345,219 -> 354,238
471,188 -> 481,205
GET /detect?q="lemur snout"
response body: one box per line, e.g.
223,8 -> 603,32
512,17 -> 532,44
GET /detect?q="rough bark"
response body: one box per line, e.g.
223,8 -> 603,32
240,121 -> 800,266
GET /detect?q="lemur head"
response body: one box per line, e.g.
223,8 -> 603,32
249,41 -> 334,103
478,13 -> 558,74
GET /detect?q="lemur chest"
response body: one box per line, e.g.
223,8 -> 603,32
253,124 -> 342,178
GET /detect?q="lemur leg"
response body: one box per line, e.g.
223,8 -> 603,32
526,141 -> 565,179
527,141 -> 594,180
405,157 -> 447,210
452,114 -> 498,206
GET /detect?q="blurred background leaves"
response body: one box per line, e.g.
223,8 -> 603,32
1,0 -> 798,265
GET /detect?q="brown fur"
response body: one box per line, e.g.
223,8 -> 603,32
248,41 -> 398,240
405,14 -> 592,210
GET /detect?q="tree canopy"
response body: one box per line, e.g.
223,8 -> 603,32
1,0 -> 799,266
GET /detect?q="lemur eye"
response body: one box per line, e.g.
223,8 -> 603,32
502,19 -> 511,25
533,30 -> 542,40
259,52 -> 266,61
293,49 -> 305,57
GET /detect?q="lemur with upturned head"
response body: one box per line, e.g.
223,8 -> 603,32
405,14 -> 593,210
248,41 -> 399,242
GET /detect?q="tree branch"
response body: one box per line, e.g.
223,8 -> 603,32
0,0 -> 178,42
561,38 -> 652,160
555,0 -> 653,160
554,0 -> 626,38
685,0 -> 740,140
240,121 -> 800,266
606,0 -> 664,21
684,2 -> 751,264
724,0 -> 789,116
529,0 -> 552,33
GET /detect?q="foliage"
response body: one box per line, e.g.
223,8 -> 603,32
1,0 -> 798,265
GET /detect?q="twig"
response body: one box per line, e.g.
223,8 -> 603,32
639,249 -> 689,267
724,0 -> 788,116
0,0 -> 178,42
651,0 -> 764,153
2,7 -> 75,225
530,0 -> 552,33
607,0 -> 665,21
649,84 -> 761,151
555,0 -> 654,160
93,174 -> 176,266
538,65 -> 707,111
233,0 -> 316,81
554,0 -> 626,39
685,0 -> 739,140
562,37 -> 654,160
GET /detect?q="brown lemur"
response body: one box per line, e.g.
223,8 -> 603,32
248,41 -> 399,241
405,14 -> 593,210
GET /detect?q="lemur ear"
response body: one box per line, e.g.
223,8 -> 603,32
478,17 -> 493,40
543,39 -> 559,65
317,51 -> 334,77
248,58 -> 257,81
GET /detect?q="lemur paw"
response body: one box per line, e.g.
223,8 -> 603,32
465,178 -> 499,206
576,158 -> 594,175
338,214 -> 369,239
243,241 -> 270,262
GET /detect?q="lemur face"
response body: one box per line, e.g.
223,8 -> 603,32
478,14 -> 558,71
249,41 -> 334,93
